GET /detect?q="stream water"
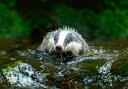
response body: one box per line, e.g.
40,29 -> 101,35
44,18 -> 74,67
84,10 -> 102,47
0,38 -> 128,89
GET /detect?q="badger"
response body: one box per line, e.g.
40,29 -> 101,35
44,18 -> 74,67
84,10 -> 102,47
37,26 -> 89,57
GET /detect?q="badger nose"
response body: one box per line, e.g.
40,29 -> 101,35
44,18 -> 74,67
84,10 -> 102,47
55,46 -> 62,52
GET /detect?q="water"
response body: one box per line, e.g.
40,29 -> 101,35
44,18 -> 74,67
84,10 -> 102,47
0,38 -> 128,89
3,63 -> 47,89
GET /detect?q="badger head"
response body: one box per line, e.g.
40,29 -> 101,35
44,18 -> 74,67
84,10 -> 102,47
52,30 -> 82,56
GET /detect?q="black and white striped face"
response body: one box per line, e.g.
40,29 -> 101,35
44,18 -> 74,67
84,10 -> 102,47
54,30 -> 74,53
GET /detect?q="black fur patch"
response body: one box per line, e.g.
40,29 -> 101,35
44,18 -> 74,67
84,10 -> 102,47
54,31 -> 60,44
64,33 -> 73,46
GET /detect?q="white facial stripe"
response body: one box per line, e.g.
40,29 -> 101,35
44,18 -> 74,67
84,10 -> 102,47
56,31 -> 70,47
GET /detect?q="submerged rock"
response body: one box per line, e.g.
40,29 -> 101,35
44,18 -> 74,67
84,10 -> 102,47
1,63 -> 48,89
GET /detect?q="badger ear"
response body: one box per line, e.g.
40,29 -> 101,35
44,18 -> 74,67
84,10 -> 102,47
65,42 -> 82,56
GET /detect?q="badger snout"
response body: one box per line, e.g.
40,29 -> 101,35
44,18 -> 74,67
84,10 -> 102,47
37,26 -> 89,57
55,46 -> 62,52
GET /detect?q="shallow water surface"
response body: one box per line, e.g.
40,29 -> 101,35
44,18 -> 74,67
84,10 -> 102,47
0,38 -> 128,89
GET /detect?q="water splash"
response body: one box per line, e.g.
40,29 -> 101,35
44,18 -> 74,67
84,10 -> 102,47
2,63 -> 48,88
15,46 -> 128,88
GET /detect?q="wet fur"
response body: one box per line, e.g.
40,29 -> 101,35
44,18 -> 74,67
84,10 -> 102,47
37,26 -> 89,56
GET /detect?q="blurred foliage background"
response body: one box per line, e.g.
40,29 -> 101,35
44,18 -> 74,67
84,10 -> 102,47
0,0 -> 128,40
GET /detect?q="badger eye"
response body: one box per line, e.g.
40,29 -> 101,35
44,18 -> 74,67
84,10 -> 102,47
54,31 -> 60,44
64,40 -> 69,46
54,35 -> 59,44
64,33 -> 73,46
66,38 -> 73,44
65,41 -> 68,44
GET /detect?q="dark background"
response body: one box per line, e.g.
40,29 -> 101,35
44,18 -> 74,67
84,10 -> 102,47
0,0 -> 128,41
